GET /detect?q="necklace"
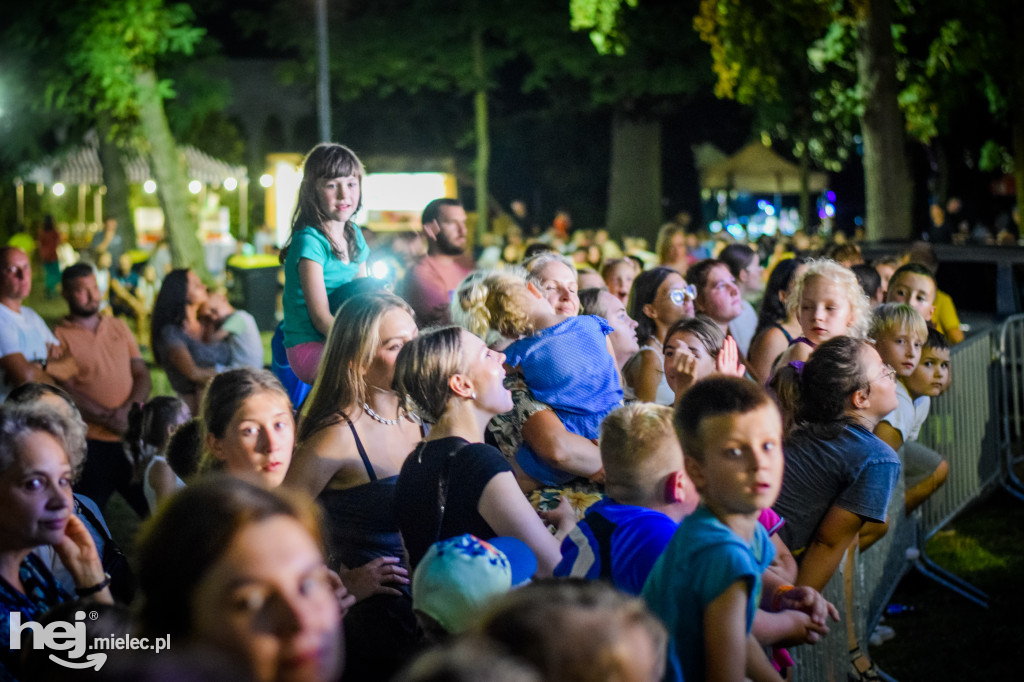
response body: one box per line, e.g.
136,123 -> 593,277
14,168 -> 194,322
362,402 -> 399,426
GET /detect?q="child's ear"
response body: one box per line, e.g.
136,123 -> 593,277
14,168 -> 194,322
525,281 -> 544,300
683,456 -> 705,493
664,470 -> 690,504
206,433 -> 226,462
642,301 -> 657,323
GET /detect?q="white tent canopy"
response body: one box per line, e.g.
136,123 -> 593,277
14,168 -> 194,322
698,141 -> 827,194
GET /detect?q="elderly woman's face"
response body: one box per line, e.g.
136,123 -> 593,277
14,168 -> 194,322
535,261 -> 580,316
189,515 -> 343,682
0,431 -> 73,551
208,391 -> 295,489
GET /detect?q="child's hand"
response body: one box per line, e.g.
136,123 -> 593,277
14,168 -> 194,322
716,335 -> 745,377
775,585 -> 840,626
667,338 -> 700,396
46,341 -> 67,362
539,495 -> 578,538
769,608 -> 832,646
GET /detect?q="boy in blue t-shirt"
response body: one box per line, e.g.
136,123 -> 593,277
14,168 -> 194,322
555,403 -> 699,594
643,377 -> 786,682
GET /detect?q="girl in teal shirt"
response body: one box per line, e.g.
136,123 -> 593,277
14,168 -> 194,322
281,143 -> 368,383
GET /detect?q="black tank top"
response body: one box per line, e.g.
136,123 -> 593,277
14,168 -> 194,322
317,414 -> 405,576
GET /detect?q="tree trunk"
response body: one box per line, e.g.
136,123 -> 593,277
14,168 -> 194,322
472,19 -> 490,245
797,139 -> 812,232
606,109 -> 662,243
96,114 -> 136,249
856,0 -> 913,241
134,67 -> 208,277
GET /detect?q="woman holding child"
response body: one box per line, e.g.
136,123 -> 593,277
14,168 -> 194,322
469,257 -> 606,490
151,268 -> 230,415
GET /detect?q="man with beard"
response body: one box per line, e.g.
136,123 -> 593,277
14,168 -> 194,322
399,198 -> 474,325
55,262 -> 151,516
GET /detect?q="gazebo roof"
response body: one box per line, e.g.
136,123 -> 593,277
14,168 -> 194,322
21,138 -> 246,186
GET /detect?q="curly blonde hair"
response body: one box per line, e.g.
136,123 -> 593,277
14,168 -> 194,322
786,258 -> 871,340
451,268 -> 535,340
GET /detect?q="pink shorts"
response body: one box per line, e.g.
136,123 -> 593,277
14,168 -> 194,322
285,341 -> 324,385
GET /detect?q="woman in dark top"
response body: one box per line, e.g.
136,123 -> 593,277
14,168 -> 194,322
748,257 -> 807,384
392,326 -> 562,575
150,269 -> 230,414
284,291 -> 421,680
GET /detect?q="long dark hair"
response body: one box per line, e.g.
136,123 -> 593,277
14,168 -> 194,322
280,143 -> 365,264
150,269 -> 189,365
628,266 -> 676,347
755,257 -> 805,336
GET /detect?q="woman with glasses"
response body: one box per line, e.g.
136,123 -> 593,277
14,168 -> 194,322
623,266 -> 696,404
687,258 -> 746,340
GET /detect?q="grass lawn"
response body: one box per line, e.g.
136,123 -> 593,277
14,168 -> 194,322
871,488 -> 1024,680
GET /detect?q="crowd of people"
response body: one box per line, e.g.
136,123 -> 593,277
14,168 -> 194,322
0,141 -> 967,682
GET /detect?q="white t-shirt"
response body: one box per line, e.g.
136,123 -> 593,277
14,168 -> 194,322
882,380 -> 931,442
729,299 -> 758,358
0,303 -> 58,401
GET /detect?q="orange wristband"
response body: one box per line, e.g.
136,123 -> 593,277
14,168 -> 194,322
773,584 -> 796,611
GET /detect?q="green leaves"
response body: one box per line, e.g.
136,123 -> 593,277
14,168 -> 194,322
40,0 -> 204,143
569,0 -> 638,55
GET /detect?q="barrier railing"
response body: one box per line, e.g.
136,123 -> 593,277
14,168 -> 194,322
791,326 -> 1002,680
997,314 -> 1024,501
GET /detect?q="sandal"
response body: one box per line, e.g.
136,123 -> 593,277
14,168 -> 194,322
848,646 -> 880,682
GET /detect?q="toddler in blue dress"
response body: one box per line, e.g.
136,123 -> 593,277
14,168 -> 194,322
456,269 -> 623,485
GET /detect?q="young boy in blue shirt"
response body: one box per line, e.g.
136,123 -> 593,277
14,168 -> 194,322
555,403 -> 700,594
643,377 -> 786,682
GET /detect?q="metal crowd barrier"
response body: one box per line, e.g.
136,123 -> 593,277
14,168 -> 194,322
791,325 -> 1006,680
997,314 -> 1024,501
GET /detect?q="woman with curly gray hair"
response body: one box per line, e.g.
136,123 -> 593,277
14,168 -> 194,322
0,402 -> 112,679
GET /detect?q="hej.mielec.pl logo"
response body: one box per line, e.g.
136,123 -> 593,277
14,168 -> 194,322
9,610 -> 170,671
